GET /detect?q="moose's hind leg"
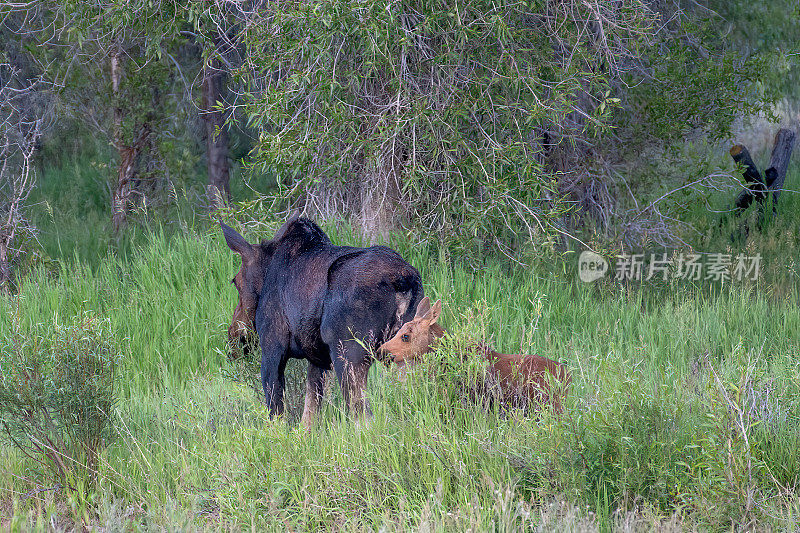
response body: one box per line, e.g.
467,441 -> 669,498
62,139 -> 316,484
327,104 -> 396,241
330,339 -> 372,420
301,362 -> 327,428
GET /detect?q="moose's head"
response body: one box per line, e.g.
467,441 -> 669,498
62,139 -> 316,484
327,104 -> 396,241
221,222 -> 265,359
221,213 -> 329,359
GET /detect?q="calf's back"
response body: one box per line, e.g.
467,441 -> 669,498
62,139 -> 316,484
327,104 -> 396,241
483,350 -> 571,412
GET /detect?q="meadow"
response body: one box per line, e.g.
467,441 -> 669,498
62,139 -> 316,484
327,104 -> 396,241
1,222 -> 799,530
1,152 -> 800,531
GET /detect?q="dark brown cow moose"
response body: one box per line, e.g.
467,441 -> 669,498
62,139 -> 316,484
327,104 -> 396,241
379,298 -> 571,413
222,215 -> 424,426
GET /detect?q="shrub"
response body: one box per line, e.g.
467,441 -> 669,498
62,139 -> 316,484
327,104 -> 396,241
0,311 -> 121,492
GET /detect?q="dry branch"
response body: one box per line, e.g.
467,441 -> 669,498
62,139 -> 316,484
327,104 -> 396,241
0,61 -> 46,291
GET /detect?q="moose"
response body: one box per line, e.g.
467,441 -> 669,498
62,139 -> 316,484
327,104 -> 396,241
222,216 -> 424,426
379,297 -> 572,412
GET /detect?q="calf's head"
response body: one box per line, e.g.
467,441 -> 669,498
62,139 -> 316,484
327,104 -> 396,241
221,222 -> 266,359
379,297 -> 442,366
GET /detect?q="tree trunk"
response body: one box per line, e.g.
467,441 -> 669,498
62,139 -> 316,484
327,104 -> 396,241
111,126 -> 150,234
766,128 -> 796,208
358,148 -> 403,242
111,145 -> 134,235
110,49 -> 130,234
730,129 -> 796,215
201,57 -> 230,209
111,50 -> 122,148
0,240 -> 12,295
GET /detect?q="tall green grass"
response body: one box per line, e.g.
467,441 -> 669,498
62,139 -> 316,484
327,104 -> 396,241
1,225 -> 799,530
28,147 -> 272,272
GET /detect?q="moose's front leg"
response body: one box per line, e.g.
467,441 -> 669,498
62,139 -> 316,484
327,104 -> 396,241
260,340 -> 289,418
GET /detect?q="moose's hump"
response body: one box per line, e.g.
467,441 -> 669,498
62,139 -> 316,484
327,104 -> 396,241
268,217 -> 332,250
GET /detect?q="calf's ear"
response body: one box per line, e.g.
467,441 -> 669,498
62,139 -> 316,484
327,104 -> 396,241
415,296 -> 431,318
221,222 -> 256,262
427,300 -> 442,325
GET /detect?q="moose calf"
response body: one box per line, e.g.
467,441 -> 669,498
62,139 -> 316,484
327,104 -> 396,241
379,297 -> 571,413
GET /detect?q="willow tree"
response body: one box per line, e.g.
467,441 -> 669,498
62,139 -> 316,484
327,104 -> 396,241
239,0 -> 640,242
13,1 -> 214,233
236,0 -> 767,247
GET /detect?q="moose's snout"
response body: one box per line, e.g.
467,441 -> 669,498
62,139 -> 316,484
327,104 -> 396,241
376,343 -> 395,365
227,316 -> 257,361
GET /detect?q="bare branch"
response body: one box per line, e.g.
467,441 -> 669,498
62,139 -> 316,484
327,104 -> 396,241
0,60 -> 47,291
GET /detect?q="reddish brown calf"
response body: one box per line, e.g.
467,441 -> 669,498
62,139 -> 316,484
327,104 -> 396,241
379,297 -> 571,412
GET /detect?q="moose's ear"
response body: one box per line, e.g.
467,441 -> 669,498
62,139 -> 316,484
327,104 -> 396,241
427,299 -> 442,325
415,296 -> 431,318
273,210 -> 301,241
221,222 -> 256,262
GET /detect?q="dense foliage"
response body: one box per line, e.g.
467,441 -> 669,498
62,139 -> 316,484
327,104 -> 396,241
237,0 -> 775,246
0,1 -> 793,257
706,0 -> 800,102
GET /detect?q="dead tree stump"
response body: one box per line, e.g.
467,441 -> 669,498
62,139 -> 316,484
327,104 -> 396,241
765,128 -> 796,209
